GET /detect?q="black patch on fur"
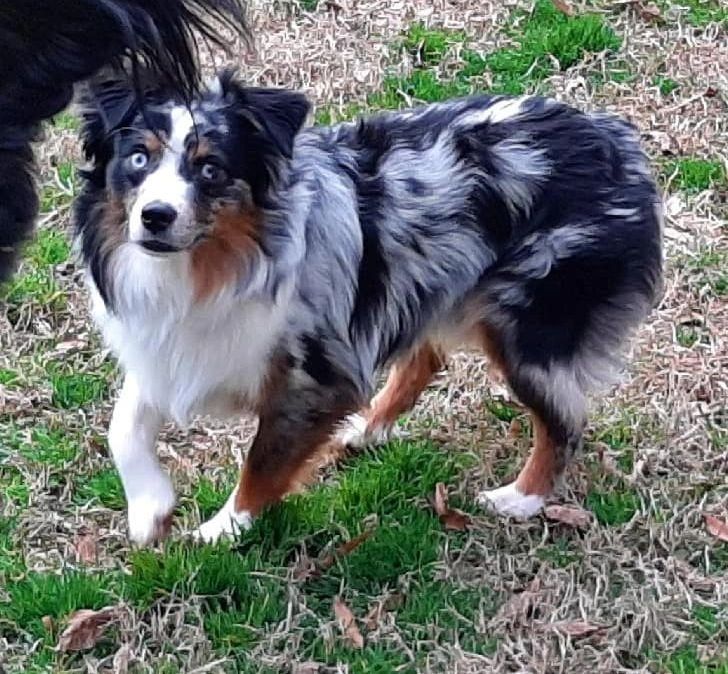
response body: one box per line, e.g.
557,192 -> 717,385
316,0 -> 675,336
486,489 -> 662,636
301,335 -> 338,387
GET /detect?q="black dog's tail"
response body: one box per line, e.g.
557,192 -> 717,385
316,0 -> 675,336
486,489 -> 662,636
0,0 -> 249,282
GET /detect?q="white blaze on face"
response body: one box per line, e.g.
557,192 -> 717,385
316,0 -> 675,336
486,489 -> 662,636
128,106 -> 196,243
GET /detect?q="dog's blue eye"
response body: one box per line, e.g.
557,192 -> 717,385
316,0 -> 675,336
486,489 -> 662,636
129,152 -> 148,170
200,162 -> 224,183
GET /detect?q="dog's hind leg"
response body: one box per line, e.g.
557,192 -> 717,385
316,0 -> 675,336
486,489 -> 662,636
476,325 -> 586,519
336,342 -> 447,450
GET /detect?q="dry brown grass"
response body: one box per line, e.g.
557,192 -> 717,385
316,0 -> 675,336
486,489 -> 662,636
1,1 -> 726,672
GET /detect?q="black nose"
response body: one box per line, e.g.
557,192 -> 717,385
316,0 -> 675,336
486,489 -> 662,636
141,202 -> 177,234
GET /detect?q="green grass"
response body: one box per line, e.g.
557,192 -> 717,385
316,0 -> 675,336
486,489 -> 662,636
682,249 -> 728,299
40,161 -> 76,212
0,367 -> 21,387
1,423 -> 79,467
654,75 -> 680,95
1,440 -> 485,670
369,70 -> 469,109
663,158 -> 726,192
402,22 -> 466,66
0,468 -> 30,509
586,482 -> 640,526
0,229 -> 70,308
659,645 -> 728,674
73,468 -> 125,510
48,369 -> 109,409
536,537 -> 582,568
52,111 -> 81,131
481,0 -> 621,94
691,605 -> 724,640
675,0 -> 728,27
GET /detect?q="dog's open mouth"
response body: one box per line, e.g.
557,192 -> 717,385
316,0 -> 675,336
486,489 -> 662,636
139,240 -> 180,254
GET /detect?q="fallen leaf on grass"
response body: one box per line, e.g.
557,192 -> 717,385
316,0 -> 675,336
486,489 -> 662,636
333,597 -> 364,649
319,529 -> 374,571
639,2 -> 662,21
704,514 -> 728,542
551,0 -> 574,15
73,532 -> 98,565
57,606 -> 120,652
42,615 -> 54,633
294,528 -> 375,581
552,620 -> 608,639
434,483 -> 472,531
544,504 -> 592,528
507,418 -> 523,440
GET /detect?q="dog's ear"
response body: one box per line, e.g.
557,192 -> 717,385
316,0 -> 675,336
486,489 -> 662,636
218,70 -> 310,160
76,70 -> 139,183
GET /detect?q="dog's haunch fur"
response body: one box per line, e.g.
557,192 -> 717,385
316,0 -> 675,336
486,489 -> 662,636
75,70 -> 663,544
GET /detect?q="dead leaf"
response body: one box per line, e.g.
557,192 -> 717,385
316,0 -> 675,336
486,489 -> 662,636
319,529 -> 374,571
639,2 -> 662,21
544,504 -> 592,528
433,483 -> 472,531
551,0 -> 574,15
552,620 -> 608,638
73,532 -> 98,565
704,514 -> 728,542
508,418 -> 523,440
42,615 -> 54,633
57,606 -> 120,652
333,597 -> 364,649
705,86 -> 718,98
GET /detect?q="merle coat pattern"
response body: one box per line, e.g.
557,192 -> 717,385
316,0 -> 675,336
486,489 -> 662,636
75,72 -> 663,543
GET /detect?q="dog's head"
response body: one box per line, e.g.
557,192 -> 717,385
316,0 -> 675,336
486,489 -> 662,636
76,69 -> 310,305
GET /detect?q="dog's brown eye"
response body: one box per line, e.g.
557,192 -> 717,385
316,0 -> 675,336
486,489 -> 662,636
200,162 -> 226,183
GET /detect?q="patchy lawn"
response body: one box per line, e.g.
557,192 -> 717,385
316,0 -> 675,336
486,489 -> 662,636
1,1 -> 726,672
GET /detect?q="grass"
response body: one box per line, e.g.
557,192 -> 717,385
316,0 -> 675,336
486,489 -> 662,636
401,22 -> 466,66
0,229 -> 70,309
659,646 -> 728,674
1,423 -> 79,466
663,158 -> 726,192
2,441 -> 487,669
49,370 -> 109,409
586,482 -> 640,526
675,0 -> 728,27
654,74 -> 680,95
481,0 -> 621,93
2,1 -> 728,671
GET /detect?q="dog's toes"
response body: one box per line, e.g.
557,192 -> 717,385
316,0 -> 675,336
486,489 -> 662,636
477,482 -> 545,520
192,507 -> 253,544
127,490 -> 176,546
335,413 -> 398,451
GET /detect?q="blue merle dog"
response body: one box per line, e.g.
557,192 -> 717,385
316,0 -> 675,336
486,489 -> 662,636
74,70 -> 663,544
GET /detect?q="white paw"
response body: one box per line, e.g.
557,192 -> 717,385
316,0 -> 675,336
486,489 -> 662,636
192,487 -> 253,544
127,477 -> 177,545
335,413 -> 393,449
477,482 -> 545,520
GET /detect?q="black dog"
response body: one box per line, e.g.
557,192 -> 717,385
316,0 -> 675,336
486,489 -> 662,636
0,0 -> 249,282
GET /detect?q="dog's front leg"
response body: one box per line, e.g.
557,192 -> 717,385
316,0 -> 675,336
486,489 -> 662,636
108,374 -> 175,545
194,377 -> 360,543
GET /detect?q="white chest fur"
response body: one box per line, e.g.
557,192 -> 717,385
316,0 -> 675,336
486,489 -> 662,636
90,246 -> 289,426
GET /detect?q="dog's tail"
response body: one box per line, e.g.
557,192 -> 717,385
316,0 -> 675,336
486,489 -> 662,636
0,0 -> 249,282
